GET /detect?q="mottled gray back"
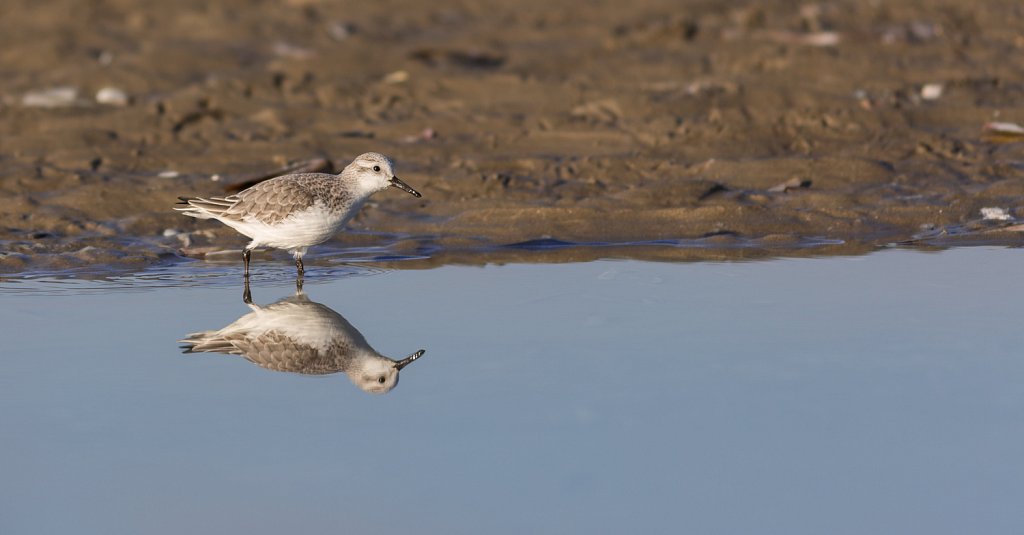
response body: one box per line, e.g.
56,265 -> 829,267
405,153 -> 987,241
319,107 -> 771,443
225,173 -> 359,224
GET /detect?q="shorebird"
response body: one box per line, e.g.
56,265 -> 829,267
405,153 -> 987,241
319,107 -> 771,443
179,287 -> 425,394
175,152 -> 421,276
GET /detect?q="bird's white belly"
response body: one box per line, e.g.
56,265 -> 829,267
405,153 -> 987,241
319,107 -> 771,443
235,206 -> 347,251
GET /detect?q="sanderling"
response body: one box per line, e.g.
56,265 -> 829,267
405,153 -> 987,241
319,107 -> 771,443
179,287 -> 425,394
175,152 -> 421,276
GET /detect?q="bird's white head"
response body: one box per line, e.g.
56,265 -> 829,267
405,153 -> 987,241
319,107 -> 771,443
343,152 -> 422,199
349,349 -> 425,394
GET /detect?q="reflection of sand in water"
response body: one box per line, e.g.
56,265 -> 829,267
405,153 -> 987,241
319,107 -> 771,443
2,0 -> 1024,275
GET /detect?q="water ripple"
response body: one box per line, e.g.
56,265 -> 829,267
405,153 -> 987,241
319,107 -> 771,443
0,260 -> 386,295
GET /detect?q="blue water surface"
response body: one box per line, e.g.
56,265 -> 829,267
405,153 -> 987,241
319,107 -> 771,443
1,247 -> 1022,534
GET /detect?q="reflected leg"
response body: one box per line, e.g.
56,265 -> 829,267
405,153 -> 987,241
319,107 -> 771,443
243,277 -> 253,304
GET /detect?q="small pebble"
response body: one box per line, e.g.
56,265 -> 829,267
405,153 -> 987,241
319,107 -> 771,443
272,42 -> 314,59
158,170 -> 180,178
401,127 -> 437,143
768,177 -> 812,193
328,22 -> 356,41
382,70 -> 409,84
800,31 -> 840,47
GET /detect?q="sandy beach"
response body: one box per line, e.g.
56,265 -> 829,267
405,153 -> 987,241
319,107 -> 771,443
2,0 -> 1024,274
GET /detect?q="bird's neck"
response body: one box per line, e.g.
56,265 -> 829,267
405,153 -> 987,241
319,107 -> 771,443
323,175 -> 373,214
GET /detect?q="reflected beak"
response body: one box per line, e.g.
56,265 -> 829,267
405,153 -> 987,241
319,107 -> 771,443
394,349 -> 426,370
389,176 -> 422,198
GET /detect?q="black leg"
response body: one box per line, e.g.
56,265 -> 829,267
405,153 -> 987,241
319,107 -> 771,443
296,257 -> 304,277
243,249 -> 252,277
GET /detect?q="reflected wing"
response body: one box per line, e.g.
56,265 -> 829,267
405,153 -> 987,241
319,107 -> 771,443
182,330 -> 350,375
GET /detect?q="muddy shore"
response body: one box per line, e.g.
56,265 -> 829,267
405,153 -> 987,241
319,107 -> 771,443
2,0 -> 1024,275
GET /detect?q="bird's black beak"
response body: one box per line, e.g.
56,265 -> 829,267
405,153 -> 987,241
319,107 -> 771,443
394,349 -> 426,370
389,176 -> 422,198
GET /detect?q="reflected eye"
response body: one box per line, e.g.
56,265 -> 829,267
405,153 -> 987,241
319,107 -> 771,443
377,376 -> 386,384
372,165 -> 381,172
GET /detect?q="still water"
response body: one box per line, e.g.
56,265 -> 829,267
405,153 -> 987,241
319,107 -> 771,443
2,247 -> 1022,534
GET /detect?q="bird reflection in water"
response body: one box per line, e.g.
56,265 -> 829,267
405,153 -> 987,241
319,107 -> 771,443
179,280 -> 425,394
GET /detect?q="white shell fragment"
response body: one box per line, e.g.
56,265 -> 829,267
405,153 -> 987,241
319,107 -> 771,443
96,87 -> 129,106
21,87 -> 79,108
983,122 -> 1024,135
980,207 -> 1012,221
920,83 -> 943,100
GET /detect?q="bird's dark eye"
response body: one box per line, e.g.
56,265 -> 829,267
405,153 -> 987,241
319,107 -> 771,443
377,376 -> 386,384
372,165 -> 381,172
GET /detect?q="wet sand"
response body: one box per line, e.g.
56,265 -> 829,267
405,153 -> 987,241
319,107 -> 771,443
2,0 -> 1024,274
